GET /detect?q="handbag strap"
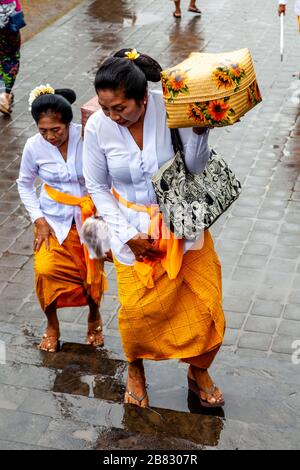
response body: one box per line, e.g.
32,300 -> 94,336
170,128 -> 184,155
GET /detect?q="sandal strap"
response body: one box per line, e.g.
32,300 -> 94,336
198,383 -> 217,395
126,386 -> 148,403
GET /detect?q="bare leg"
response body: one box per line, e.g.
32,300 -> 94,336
174,0 -> 181,17
0,92 -> 12,115
39,301 -> 60,352
188,0 -> 201,13
188,365 -> 223,405
86,297 -> 104,346
125,359 -> 149,408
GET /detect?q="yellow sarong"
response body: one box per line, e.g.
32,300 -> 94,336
112,190 -> 225,363
34,185 -> 106,311
115,230 -> 225,363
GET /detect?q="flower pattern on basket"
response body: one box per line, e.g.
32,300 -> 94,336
213,63 -> 246,92
247,80 -> 262,107
187,97 -> 236,126
161,70 -> 189,102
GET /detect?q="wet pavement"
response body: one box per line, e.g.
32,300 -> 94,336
0,0 -> 300,450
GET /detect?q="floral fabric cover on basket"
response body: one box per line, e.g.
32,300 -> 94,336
161,48 -> 262,128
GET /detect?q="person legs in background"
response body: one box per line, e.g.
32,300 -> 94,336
0,27 -> 21,115
173,0 -> 202,19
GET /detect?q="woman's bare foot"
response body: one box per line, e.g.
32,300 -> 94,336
125,359 -> 149,408
188,1 -> 201,13
39,327 -> 60,352
87,302 -> 104,347
86,318 -> 104,346
188,366 -> 224,405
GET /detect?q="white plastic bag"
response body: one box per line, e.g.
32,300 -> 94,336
81,217 -> 112,260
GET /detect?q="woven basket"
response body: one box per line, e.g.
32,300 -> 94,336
161,48 -> 262,128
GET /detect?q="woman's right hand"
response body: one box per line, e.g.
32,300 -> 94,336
34,218 -> 55,252
126,233 -> 164,261
278,4 -> 286,15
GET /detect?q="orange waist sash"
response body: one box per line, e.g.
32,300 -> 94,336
44,184 -> 107,296
112,188 -> 184,289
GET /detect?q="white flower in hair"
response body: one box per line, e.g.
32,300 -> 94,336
28,84 -> 55,110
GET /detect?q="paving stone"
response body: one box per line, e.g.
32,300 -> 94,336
243,243 -> 272,256
37,418 -> 102,450
238,333 -> 273,351
231,205 -> 259,218
249,231 -> 278,245
0,409 -> 51,446
263,272 -> 294,289
0,363 -> 56,391
223,328 -> 239,347
273,245 -> 300,260
272,335 -> 299,356
231,267 -> 263,283
278,320 -> 300,337
223,297 -> 252,314
225,312 -> 246,330
253,220 -> 280,233
244,316 -> 278,334
0,253 -> 29,268
256,286 -> 289,303
257,208 -> 286,221
288,290 -> 300,304
238,255 -> 268,269
283,304 -> 300,321
251,300 -> 284,318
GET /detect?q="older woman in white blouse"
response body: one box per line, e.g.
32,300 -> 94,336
83,50 -> 226,409
17,87 -> 105,352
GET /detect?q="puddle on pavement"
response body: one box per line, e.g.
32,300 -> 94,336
87,0 -> 160,27
96,402 -> 224,449
41,342 -> 225,448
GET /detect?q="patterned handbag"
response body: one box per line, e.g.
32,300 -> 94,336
151,129 -> 242,240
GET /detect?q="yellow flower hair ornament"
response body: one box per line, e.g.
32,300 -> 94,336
28,84 -> 55,110
124,49 -> 140,61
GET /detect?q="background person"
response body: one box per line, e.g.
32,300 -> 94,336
0,0 -> 22,115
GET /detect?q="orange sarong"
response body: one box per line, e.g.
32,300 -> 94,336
112,190 -> 225,364
35,225 -> 104,311
34,185 -> 106,311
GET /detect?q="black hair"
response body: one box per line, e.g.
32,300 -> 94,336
94,49 -> 162,101
31,88 -> 76,124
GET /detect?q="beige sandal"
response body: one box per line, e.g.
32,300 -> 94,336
38,330 -> 60,352
86,320 -> 104,346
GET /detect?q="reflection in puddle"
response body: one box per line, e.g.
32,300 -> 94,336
45,343 -> 224,448
87,0 -> 159,27
96,403 -> 224,449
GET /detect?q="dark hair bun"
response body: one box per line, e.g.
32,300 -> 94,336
113,49 -> 162,83
54,88 -> 76,104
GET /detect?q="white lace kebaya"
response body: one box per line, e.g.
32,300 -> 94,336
83,90 -> 211,266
